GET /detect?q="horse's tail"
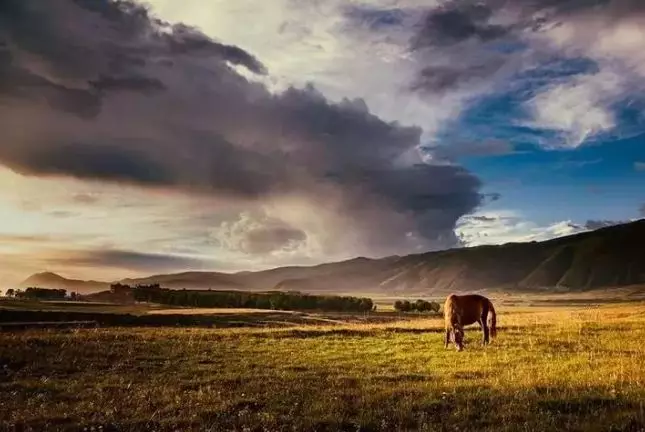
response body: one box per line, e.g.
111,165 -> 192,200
488,299 -> 497,339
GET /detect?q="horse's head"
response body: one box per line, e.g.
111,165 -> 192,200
453,326 -> 464,351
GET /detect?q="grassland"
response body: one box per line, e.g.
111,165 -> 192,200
0,298 -> 161,315
2,300 -> 645,431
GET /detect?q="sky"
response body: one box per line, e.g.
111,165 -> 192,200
1,0 -> 644,286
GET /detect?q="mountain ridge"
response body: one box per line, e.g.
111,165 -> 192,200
19,272 -> 110,294
19,219 -> 645,295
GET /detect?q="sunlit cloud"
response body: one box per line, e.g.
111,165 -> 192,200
1,0 -> 644,287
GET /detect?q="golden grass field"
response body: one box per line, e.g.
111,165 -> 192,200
2,299 -> 645,431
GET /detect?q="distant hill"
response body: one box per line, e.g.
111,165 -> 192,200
120,271 -> 245,290
20,219 -> 645,295
19,272 -> 110,294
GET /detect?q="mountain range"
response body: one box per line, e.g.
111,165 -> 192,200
20,219 -> 645,295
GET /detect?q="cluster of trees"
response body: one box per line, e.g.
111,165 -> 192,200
131,284 -> 375,312
4,287 -> 77,300
393,299 -> 441,313
110,283 -> 133,294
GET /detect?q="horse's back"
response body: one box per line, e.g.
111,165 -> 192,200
457,294 -> 488,303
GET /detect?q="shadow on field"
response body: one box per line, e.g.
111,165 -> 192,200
537,396 -> 639,415
0,309 -> 436,331
11,386 -> 643,432
249,324 -> 545,339
259,327 -> 442,339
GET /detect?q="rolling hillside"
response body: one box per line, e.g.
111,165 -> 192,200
19,272 -> 110,294
20,219 -> 645,295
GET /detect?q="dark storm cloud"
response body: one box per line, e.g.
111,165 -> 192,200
412,0 -> 645,50
163,24 -> 268,75
411,3 -> 509,49
405,2 -> 522,97
7,142 -> 175,185
89,75 -> 166,93
404,0 -> 645,96
0,0 -> 484,253
47,249 -> 212,272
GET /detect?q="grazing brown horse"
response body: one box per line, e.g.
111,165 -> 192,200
444,294 -> 497,351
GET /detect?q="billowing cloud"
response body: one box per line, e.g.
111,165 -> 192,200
525,71 -> 622,147
457,210 -> 586,246
458,211 -> 639,247
0,0 -> 483,261
400,0 -> 645,148
212,212 -> 308,255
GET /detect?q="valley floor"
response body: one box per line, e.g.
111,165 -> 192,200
2,301 -> 645,431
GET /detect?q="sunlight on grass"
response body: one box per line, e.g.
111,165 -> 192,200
2,303 -> 645,431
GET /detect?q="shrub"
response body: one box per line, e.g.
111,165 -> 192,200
394,300 -> 412,312
394,299 -> 440,313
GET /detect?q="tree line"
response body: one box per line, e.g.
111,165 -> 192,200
4,287 -> 79,300
130,284 -> 376,312
393,299 -> 441,313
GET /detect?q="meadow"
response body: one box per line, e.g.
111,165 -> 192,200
2,298 -> 645,431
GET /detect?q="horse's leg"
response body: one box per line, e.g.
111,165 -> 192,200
480,320 -> 489,345
444,328 -> 451,348
480,307 -> 490,345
